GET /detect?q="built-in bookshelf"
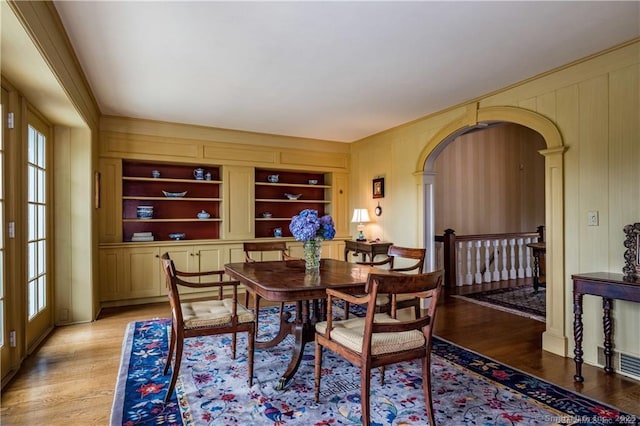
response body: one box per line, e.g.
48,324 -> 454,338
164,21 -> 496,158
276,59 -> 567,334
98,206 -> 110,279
254,168 -> 330,238
122,161 -> 222,241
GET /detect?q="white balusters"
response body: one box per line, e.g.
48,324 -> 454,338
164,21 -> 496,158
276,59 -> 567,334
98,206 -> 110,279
501,239 -> 508,280
465,242 -> 473,285
483,240 -> 491,282
492,240 -> 500,281
524,237 -> 532,277
509,238 -> 517,279
517,238 -> 525,278
441,230 -> 542,287
474,241 -> 483,283
456,241 -> 464,286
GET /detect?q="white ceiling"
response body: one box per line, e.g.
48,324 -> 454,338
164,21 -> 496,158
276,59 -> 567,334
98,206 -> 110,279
53,1 -> 639,142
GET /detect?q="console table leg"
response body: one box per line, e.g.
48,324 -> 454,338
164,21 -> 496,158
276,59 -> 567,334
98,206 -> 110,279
603,297 -> 614,374
573,292 -> 584,382
532,254 -> 540,293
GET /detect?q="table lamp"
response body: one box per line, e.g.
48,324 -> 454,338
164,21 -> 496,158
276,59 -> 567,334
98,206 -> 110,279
351,208 -> 371,241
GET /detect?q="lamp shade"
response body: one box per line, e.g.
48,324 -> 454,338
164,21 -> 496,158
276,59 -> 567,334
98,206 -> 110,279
351,208 -> 371,223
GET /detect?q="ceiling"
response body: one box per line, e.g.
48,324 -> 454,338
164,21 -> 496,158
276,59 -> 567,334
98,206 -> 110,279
52,1 -> 639,142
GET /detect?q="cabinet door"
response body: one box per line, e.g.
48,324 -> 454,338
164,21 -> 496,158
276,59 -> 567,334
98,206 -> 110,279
122,247 -> 161,298
329,172 -> 349,238
163,245 -> 199,284
99,248 -> 123,301
223,166 -> 254,239
322,240 -> 346,261
181,245 -> 228,295
99,158 -> 122,243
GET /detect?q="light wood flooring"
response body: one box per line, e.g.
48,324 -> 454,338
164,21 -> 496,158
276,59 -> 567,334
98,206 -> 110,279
1,285 -> 639,425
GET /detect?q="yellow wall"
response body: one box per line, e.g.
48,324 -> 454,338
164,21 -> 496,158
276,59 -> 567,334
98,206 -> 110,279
351,40 -> 640,366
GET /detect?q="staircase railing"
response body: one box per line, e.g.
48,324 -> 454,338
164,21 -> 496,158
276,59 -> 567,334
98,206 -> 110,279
435,225 -> 544,287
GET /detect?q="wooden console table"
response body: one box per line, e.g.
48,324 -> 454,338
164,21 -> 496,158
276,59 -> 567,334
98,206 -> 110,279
344,240 -> 393,262
571,272 -> 640,382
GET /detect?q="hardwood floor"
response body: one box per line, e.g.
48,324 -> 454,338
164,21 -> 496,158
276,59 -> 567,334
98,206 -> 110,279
1,289 -> 639,424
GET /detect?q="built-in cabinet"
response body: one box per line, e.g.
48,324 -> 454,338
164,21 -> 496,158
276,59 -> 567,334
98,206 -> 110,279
99,239 -> 346,305
99,246 -> 162,302
162,244 -> 228,293
98,157 -> 350,306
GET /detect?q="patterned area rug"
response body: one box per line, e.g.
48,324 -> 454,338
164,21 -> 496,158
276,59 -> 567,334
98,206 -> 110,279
452,285 -> 546,322
111,306 -> 635,425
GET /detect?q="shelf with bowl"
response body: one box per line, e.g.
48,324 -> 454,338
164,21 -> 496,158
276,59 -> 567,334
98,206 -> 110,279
254,168 -> 331,238
123,176 -> 222,184
122,161 -> 222,241
255,199 -> 330,204
123,196 -> 222,202
255,182 -> 330,188
123,218 -> 222,222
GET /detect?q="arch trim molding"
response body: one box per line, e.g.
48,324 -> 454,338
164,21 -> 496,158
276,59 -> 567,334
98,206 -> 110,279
419,104 -> 568,357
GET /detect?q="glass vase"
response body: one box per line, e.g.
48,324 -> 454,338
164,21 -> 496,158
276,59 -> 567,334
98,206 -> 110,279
303,239 -> 322,273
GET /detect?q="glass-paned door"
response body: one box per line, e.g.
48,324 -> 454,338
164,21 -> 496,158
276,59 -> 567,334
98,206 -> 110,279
25,110 -> 51,349
0,88 -> 7,375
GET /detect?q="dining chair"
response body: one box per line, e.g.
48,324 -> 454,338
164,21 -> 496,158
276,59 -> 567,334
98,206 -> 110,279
243,241 -> 294,306
314,270 -> 443,426
344,245 -> 426,319
161,252 -> 255,403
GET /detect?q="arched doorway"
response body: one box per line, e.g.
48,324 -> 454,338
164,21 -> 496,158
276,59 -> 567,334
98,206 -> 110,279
416,105 -> 568,357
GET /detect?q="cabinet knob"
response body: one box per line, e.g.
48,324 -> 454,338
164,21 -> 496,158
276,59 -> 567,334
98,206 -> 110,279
155,255 -> 159,258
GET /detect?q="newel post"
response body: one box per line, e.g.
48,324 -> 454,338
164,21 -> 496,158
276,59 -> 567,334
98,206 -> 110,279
443,229 -> 456,288
537,225 -> 545,243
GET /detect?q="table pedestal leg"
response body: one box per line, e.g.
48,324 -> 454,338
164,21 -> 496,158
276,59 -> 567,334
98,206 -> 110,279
255,302 -> 292,350
573,292 -> 584,382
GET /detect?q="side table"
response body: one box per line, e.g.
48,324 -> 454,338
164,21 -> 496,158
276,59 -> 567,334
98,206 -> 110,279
571,272 -> 640,382
344,240 -> 393,262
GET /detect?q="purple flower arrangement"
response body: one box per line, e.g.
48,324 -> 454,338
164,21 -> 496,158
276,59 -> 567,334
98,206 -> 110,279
289,209 -> 336,242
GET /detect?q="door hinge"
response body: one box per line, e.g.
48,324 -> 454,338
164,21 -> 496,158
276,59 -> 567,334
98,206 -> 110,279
8,222 -> 15,239
7,112 -> 14,129
9,331 -> 16,347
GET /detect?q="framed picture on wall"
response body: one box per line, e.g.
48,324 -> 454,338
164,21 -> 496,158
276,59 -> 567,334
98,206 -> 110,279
372,177 -> 384,199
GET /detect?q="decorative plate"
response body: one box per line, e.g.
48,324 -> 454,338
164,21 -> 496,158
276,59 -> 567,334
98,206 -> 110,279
162,190 -> 187,198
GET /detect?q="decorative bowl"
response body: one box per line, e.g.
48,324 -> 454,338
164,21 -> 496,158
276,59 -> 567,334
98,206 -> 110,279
162,190 -> 187,198
262,212 -> 273,218
308,179 -> 318,185
136,205 -> 154,219
168,233 -> 186,240
284,193 -> 302,200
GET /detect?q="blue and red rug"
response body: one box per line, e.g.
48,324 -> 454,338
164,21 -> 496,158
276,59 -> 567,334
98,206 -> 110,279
453,286 -> 546,322
111,306 -> 636,425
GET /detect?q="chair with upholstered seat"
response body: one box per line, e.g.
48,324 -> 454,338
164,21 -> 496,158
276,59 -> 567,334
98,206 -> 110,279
161,252 -> 255,403
314,270 -> 443,426
242,241 -> 296,333
344,245 -> 426,318
243,241 -> 294,307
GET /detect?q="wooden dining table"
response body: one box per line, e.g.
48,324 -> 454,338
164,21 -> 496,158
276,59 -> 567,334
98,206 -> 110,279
224,258 -> 375,390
